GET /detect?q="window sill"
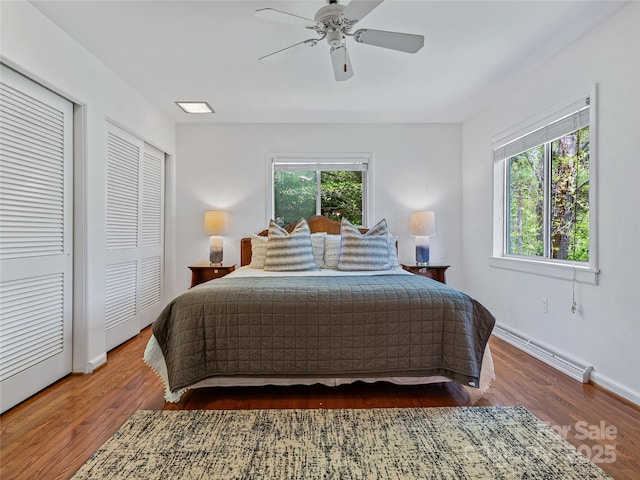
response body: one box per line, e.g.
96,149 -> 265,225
488,256 -> 599,285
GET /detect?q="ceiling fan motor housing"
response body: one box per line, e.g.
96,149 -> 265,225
314,3 -> 345,24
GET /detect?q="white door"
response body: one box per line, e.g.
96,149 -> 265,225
139,144 -> 165,328
104,124 -> 164,350
0,65 -> 73,413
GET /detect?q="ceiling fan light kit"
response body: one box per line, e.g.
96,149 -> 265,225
255,0 -> 424,82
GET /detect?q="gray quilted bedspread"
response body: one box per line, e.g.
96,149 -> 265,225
152,274 -> 495,391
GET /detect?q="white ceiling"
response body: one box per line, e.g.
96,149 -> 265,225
31,0 -> 627,123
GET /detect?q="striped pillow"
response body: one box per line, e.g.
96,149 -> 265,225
337,218 -> 392,271
264,218 -> 318,271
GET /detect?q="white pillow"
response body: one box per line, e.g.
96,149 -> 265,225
323,234 -> 341,269
337,218 -> 392,271
387,234 -> 400,269
311,232 -> 327,269
248,234 -> 268,269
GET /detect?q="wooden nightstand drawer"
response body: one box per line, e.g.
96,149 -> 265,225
188,264 -> 235,288
401,264 -> 449,284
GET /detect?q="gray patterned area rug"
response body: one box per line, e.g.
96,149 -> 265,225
72,406 -> 610,479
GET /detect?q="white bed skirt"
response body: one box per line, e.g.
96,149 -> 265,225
144,334 -> 495,403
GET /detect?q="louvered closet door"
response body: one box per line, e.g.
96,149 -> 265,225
0,65 -> 73,413
139,144 -> 164,327
105,124 -> 164,350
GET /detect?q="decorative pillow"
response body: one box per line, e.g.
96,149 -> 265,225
311,232 -> 327,269
248,234 -> 268,269
264,218 -> 318,271
337,218 -> 392,271
323,234 -> 341,269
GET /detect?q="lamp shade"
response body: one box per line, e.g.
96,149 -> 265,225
410,211 -> 436,237
204,210 -> 228,236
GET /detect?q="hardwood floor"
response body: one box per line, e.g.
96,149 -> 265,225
1,327 -> 638,479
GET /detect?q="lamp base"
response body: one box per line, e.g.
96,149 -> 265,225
415,236 -> 430,265
209,236 -> 223,266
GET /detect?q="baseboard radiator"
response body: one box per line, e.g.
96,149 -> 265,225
493,325 -> 593,383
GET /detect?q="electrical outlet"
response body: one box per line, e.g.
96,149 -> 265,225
440,248 -> 447,259
539,297 -> 548,314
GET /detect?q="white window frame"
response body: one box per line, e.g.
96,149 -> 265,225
267,152 -> 373,227
490,86 -> 599,285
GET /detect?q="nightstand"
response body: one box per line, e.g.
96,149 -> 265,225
401,264 -> 449,284
188,264 -> 236,288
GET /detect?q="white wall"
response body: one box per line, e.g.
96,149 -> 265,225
176,123 -> 462,290
0,2 -> 176,371
461,2 -> 640,403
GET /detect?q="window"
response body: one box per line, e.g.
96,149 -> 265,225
506,125 -> 590,261
492,90 -> 597,281
270,154 -> 370,226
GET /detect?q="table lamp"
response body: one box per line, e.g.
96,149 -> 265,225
410,211 -> 436,266
204,210 -> 228,266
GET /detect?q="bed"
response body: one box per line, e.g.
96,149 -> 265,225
144,216 -> 495,402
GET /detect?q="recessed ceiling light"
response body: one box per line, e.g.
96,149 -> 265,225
175,101 -> 214,114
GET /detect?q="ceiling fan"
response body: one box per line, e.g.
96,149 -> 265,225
255,0 -> 424,82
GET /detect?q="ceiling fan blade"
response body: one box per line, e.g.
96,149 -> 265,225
330,45 -> 354,82
342,0 -> 384,23
254,8 -> 316,28
354,29 -> 424,53
259,39 -> 319,64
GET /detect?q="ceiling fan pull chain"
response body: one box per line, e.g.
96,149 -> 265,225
344,43 -> 348,72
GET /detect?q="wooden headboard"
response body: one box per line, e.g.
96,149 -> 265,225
240,215 -> 368,266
